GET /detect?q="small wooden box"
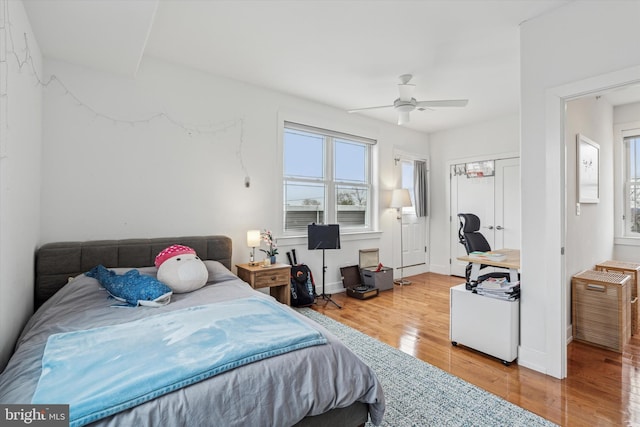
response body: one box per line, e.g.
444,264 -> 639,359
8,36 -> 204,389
595,260 -> 640,335
572,270 -> 631,353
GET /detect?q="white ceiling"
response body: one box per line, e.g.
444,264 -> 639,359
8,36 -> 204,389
24,0 -> 636,134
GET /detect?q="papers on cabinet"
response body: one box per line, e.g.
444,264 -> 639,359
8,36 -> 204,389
475,277 -> 520,301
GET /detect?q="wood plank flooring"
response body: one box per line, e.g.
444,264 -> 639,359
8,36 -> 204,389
311,272 -> 640,427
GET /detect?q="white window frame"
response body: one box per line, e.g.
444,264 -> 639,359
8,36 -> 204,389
282,121 -> 375,235
614,120 -> 640,245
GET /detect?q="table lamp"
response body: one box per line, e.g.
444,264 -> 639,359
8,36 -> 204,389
247,229 -> 261,265
390,188 -> 413,285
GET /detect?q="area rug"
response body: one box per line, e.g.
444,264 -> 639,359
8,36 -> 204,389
297,308 -> 557,427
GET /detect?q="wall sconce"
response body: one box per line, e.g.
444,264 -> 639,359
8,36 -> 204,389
247,229 -> 261,265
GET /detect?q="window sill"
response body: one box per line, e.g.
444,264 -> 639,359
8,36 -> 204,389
614,237 -> 640,246
277,230 -> 383,247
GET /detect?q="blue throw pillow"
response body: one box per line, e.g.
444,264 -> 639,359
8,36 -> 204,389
86,265 -> 172,307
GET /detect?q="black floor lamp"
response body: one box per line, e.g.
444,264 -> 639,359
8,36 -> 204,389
391,188 -> 413,286
308,223 -> 342,309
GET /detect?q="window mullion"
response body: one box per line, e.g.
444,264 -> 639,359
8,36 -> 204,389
326,136 -> 335,224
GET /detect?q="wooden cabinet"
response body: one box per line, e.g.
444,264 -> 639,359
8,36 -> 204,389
572,270 -> 631,352
595,260 -> 640,335
236,263 -> 291,306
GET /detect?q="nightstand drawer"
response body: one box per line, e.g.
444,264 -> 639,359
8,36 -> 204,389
254,270 -> 289,288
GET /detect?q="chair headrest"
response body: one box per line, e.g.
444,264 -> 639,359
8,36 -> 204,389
458,213 -> 481,233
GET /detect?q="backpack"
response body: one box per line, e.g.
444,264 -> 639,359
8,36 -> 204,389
287,250 -> 316,307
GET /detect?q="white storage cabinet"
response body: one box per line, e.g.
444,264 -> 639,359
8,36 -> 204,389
449,284 -> 519,365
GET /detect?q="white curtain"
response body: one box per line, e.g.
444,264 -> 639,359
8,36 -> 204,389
414,160 -> 428,217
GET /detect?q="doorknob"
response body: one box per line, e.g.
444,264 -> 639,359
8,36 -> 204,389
496,225 -> 504,230
484,226 -> 494,230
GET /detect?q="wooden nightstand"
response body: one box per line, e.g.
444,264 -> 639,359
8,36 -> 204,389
236,263 -> 291,306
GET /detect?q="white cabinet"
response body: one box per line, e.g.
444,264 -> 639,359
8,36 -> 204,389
449,284 -> 519,365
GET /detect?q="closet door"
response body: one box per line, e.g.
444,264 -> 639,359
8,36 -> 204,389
449,157 -> 520,277
494,158 -> 521,250
450,166 -> 495,277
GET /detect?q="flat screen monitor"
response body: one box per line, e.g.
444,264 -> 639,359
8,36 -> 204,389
308,224 -> 341,250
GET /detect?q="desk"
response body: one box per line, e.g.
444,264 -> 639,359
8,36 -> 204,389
457,248 -> 520,282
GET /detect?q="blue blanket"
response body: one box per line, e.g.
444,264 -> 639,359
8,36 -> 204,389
31,297 -> 327,427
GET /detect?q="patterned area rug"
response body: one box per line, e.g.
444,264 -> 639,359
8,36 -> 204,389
297,308 -> 557,427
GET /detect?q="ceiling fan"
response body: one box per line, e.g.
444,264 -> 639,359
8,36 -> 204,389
348,74 -> 469,125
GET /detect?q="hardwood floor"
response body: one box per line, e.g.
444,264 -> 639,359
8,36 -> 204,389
311,272 -> 640,427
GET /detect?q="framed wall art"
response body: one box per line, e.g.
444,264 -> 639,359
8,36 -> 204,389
577,133 -> 600,203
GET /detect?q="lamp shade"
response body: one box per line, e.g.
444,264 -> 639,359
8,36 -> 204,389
390,188 -> 412,208
247,230 -> 261,247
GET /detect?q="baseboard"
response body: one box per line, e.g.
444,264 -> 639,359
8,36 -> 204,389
323,281 -> 346,295
429,264 -> 452,276
517,345 -> 549,376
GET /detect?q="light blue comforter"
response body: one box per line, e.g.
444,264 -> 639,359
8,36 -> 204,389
31,297 -> 327,427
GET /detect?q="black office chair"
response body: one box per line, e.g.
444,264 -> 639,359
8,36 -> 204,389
457,213 -> 511,288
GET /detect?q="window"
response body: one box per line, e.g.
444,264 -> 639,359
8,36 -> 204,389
283,122 -> 374,233
401,159 -> 416,213
624,131 -> 640,236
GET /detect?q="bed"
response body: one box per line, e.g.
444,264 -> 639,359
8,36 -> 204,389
0,236 -> 384,427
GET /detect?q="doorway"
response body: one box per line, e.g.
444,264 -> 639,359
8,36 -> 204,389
395,151 -> 429,276
546,67 -> 640,379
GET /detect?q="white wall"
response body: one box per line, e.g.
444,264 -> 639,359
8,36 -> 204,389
0,0 -> 42,370
615,102 -> 640,125
520,0 -> 640,378
428,113 -> 520,274
613,101 -> 640,261
40,56 -> 428,294
564,96 -> 615,332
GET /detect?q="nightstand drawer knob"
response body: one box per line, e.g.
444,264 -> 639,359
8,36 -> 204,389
271,276 -> 277,281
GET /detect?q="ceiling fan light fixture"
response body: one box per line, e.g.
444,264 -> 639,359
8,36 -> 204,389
398,111 -> 410,125
398,84 -> 415,101
394,98 -> 416,113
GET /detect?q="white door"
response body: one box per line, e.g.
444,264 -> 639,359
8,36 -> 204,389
395,155 -> 428,276
494,158 -> 521,249
450,158 -> 520,277
450,165 -> 495,277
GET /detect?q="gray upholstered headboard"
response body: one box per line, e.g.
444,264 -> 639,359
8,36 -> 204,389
35,235 -> 233,309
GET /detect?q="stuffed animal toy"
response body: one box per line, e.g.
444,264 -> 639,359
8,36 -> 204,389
155,244 -> 209,293
86,265 -> 172,307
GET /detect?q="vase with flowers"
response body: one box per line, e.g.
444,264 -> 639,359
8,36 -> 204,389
260,229 -> 278,265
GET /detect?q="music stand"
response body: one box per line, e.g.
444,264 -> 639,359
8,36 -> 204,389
308,223 -> 342,309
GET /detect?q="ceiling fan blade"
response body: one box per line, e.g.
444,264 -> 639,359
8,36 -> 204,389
348,104 -> 394,113
398,84 -> 415,102
415,99 -> 469,108
397,111 -> 410,125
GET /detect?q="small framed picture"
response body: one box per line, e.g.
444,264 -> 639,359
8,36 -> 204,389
577,134 -> 599,203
